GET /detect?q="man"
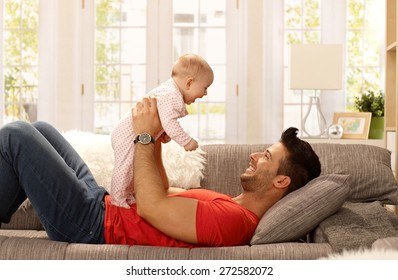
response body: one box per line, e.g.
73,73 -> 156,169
0,97 -> 320,247
103,96 -> 321,247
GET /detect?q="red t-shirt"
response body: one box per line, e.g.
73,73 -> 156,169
104,189 -> 259,247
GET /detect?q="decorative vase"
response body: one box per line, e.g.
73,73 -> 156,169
368,117 -> 384,139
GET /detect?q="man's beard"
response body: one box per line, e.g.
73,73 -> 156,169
240,172 -> 263,192
240,170 -> 274,193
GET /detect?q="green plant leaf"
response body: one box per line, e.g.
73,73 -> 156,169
354,89 -> 384,117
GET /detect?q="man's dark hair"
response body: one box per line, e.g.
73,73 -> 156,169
278,127 -> 321,195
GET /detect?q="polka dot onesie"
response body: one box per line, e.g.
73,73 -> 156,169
110,78 -> 191,208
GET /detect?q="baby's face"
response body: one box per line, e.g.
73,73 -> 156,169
183,71 -> 214,105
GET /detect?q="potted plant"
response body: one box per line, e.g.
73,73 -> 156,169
354,89 -> 384,139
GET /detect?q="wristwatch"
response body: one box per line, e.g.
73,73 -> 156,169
134,133 -> 155,145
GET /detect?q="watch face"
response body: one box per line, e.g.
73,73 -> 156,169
140,133 -> 152,144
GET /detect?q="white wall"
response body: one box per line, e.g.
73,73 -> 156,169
245,0 -> 264,144
39,0 -> 82,131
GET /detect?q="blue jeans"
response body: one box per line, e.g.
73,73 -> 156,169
0,121 -> 107,244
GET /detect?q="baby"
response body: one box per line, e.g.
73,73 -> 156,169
110,54 -> 214,208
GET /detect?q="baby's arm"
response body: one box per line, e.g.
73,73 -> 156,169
157,99 -> 195,149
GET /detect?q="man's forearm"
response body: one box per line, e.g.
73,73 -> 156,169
134,143 -> 167,218
155,140 -> 170,189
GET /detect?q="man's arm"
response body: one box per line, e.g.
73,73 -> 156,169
132,97 -> 198,244
154,137 -> 169,190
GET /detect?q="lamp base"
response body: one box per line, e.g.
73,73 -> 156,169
302,96 -> 327,137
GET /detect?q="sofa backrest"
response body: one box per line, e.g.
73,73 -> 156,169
201,143 -> 398,204
201,144 -> 268,196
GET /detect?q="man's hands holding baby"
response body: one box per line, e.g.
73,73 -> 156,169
132,96 -> 162,137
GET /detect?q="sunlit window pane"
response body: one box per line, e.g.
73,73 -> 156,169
284,105 -> 302,131
201,28 -> 226,64
207,65 -> 225,102
96,0 -> 121,27
173,0 -> 226,143
95,82 -> 119,101
283,0 -> 321,134
121,0 -> 146,27
2,0 -> 39,124
94,0 -> 147,133
303,0 -> 320,28
95,28 -> 120,64
199,0 -> 226,26
285,0 -> 302,29
121,28 -> 146,64
346,0 -> 383,103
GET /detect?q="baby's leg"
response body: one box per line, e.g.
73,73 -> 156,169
110,113 -> 136,207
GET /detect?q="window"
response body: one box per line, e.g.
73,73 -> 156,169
172,0 -> 227,142
0,0 -> 39,126
346,0 -> 384,108
93,0 -> 147,134
282,0 -> 385,136
89,0 -> 235,143
283,0 -> 321,134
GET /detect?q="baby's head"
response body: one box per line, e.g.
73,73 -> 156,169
172,54 -> 214,105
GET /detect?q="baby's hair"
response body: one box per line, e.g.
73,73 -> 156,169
172,54 -> 212,79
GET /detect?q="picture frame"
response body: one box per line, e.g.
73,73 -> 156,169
332,112 -> 372,139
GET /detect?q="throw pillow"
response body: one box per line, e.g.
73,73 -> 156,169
311,144 -> 398,204
63,131 -> 206,190
161,140 -> 206,189
250,174 -> 351,245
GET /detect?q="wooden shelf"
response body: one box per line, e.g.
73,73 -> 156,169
385,0 -> 396,136
385,0 -> 397,138
385,0 -> 398,217
385,126 -> 397,131
387,42 -> 397,51
387,0 -> 397,46
304,138 -> 385,148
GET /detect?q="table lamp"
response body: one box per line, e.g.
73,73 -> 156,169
289,44 -> 343,137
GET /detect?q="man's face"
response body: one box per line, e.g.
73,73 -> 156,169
240,142 -> 288,192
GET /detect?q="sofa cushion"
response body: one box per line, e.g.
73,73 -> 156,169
250,174 -> 351,245
315,201 -> 398,252
311,144 -> 398,204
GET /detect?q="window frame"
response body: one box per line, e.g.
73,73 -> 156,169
80,0 -> 244,143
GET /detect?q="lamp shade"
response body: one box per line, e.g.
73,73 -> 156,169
289,44 -> 343,90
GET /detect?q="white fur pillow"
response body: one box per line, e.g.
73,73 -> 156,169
161,140 -> 206,189
63,131 -> 114,191
63,131 -> 206,191
321,249 -> 398,260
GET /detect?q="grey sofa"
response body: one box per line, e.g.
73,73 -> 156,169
1,137 -> 398,259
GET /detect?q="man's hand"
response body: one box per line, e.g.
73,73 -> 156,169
132,96 -> 162,136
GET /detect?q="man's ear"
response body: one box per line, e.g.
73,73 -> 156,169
274,175 -> 291,190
